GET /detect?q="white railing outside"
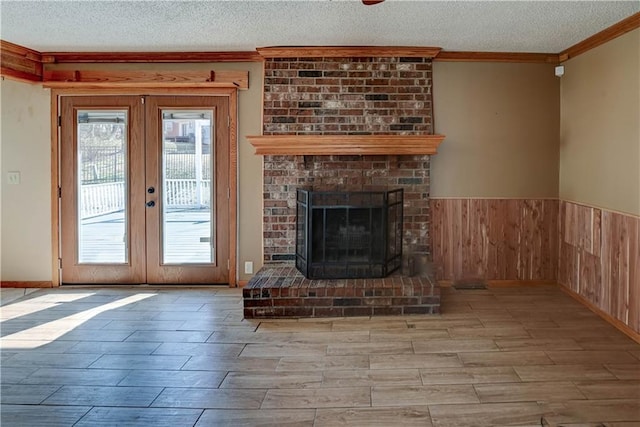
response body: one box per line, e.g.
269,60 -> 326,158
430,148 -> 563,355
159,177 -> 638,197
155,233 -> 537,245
81,182 -> 126,219
81,179 -> 210,218
164,179 -> 211,208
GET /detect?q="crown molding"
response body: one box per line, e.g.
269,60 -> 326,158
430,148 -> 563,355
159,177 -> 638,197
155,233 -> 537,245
435,51 -> 559,64
41,51 -> 262,64
257,46 -> 442,58
559,12 -> 640,62
0,40 -> 43,82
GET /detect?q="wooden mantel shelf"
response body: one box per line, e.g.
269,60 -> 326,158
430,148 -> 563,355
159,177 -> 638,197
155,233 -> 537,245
247,134 -> 445,156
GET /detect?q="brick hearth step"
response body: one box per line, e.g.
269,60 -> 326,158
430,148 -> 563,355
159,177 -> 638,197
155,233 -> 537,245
243,264 -> 440,318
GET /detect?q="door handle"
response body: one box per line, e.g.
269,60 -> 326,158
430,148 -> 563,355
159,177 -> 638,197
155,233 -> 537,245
147,187 -> 155,194
146,201 -> 155,208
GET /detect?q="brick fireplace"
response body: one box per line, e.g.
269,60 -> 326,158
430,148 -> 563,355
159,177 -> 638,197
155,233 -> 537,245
243,48 -> 443,317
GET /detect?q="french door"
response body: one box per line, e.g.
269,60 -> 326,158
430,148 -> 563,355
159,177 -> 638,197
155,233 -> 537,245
60,95 -> 230,284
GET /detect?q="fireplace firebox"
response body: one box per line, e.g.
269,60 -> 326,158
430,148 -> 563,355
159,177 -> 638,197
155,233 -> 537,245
295,188 -> 403,279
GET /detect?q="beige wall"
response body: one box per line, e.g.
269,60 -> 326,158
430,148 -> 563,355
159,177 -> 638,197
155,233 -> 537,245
559,28 -> 640,216
235,63 -> 264,281
431,61 -> 560,198
0,79 -> 52,280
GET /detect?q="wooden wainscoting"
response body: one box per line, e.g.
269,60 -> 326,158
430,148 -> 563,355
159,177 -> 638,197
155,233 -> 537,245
558,200 -> 639,336
430,198 -> 558,282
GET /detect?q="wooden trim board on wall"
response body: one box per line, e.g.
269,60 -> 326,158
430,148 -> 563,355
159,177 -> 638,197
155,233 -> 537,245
438,280 -> 557,287
1,281 -> 54,288
43,70 -> 249,90
41,51 -> 263,63
435,51 -> 559,63
51,91 -> 61,287
228,89 -> 239,287
0,40 -> 43,82
559,11 -> 640,62
257,46 -> 442,58
438,277 -> 640,344
559,284 -> 640,344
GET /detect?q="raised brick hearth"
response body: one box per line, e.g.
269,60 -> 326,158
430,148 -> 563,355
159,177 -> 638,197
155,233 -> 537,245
243,264 -> 440,318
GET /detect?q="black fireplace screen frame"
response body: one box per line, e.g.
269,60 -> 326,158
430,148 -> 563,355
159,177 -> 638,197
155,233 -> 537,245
296,188 -> 403,279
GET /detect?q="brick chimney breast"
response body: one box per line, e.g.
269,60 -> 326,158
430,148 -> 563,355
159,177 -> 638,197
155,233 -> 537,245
261,56 -> 434,264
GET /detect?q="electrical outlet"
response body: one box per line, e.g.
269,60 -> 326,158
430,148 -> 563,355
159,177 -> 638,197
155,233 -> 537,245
244,261 -> 254,275
7,171 -> 21,185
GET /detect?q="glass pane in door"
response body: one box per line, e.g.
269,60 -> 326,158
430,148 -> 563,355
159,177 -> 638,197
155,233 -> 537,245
77,110 -> 128,263
161,110 -> 214,264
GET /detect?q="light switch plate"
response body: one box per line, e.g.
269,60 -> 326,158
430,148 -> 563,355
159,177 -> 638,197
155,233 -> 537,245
7,171 -> 21,185
244,261 -> 254,275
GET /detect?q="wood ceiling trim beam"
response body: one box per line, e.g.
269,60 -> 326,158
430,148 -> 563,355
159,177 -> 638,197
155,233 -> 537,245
559,12 -> 640,62
435,51 -> 560,64
42,70 -> 249,89
0,40 -> 43,83
41,51 -> 263,63
247,134 -> 445,156
257,46 -> 442,58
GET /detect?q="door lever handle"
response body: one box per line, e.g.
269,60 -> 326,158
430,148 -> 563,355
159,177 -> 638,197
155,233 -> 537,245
146,201 -> 155,208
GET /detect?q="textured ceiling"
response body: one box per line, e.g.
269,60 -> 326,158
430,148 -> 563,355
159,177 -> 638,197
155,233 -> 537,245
1,1 -> 638,54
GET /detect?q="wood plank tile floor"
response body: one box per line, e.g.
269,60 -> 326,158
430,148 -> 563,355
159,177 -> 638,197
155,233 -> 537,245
1,285 -> 639,426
